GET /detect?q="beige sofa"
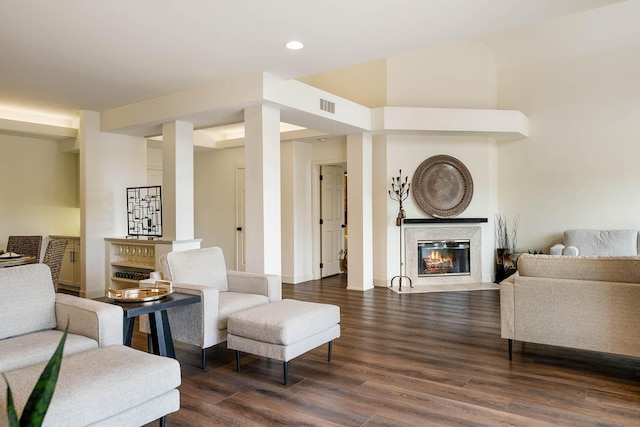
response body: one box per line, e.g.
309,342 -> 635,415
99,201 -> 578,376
0,264 -> 181,426
500,253 -> 640,360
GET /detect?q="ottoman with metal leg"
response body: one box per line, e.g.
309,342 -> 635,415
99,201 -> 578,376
227,299 -> 340,385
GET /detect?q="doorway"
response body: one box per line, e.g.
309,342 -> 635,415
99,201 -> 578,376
235,167 -> 246,271
319,164 -> 347,278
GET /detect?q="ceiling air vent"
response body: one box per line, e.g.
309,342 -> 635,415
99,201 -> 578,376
320,98 -> 335,114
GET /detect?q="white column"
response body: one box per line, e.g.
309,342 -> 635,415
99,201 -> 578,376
281,140 -> 313,284
79,111 -> 146,298
346,133 -> 374,291
162,121 -> 194,241
244,104 -> 281,275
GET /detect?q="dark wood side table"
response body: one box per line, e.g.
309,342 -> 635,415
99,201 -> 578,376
96,292 -> 201,359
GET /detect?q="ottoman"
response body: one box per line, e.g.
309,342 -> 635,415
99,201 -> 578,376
227,299 -> 340,384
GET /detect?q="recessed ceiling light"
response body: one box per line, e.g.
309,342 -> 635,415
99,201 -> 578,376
285,40 -> 304,50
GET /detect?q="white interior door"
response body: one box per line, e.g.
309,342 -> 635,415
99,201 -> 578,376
320,165 -> 345,277
235,167 -> 246,271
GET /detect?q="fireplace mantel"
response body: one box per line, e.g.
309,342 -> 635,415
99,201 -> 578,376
405,226 -> 482,286
404,218 -> 487,224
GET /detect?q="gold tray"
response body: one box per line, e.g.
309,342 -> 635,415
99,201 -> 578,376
107,286 -> 172,302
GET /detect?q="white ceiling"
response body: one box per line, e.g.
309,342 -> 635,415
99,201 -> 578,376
0,0 -> 625,121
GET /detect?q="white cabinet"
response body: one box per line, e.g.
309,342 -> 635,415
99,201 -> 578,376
52,236 -> 81,292
105,238 -> 201,291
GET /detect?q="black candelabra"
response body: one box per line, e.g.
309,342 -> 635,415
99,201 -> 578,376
388,170 -> 412,291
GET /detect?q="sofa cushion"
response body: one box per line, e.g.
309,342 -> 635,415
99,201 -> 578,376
165,247 -> 229,291
217,291 -> 269,330
0,330 -> 98,373
518,253 -> 640,284
1,345 -> 180,426
0,264 -> 56,340
564,229 -> 638,256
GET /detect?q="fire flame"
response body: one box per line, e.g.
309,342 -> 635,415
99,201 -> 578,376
423,250 -> 454,272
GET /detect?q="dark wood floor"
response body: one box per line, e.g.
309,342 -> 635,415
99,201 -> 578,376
139,275 -> 640,426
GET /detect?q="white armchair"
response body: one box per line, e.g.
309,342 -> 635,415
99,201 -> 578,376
142,247 -> 281,369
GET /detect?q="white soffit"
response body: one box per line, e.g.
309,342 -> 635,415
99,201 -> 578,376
371,106 -> 529,139
0,118 -> 77,141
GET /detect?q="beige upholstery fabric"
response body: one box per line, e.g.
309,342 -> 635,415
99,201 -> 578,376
0,330 -> 97,373
1,345 -> 181,427
55,293 -> 123,347
0,263 -> 122,355
140,247 -> 282,353
517,253 -> 640,283
500,254 -> 640,357
0,264 -> 56,339
228,299 -> 340,345
0,264 -> 178,426
227,299 -> 341,362
217,292 -> 269,330
565,229 -> 638,256
228,325 -> 340,362
164,247 -> 230,291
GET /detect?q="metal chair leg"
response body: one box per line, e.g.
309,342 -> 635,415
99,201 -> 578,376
508,339 -> 513,360
235,350 -> 241,372
328,341 -> 333,362
283,361 -> 288,385
202,348 -> 206,370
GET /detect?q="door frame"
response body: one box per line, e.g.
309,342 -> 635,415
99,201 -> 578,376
234,166 -> 246,271
311,160 -> 347,280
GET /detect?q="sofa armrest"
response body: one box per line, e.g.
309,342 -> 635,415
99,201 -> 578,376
227,270 -> 282,302
55,293 -> 123,347
139,282 -> 220,348
498,273 -> 517,339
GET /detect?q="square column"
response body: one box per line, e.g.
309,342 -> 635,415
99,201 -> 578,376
79,110 -> 146,298
162,121 -> 194,241
346,133 -> 374,291
244,104 -> 281,275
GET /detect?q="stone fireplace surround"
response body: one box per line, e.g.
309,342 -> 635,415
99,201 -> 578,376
405,226 -> 482,286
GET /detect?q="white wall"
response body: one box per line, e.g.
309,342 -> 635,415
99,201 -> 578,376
495,44 -> 640,252
381,135 -> 497,284
191,137 -> 347,280
193,146 -> 244,261
298,59 -> 387,108
79,111 -> 147,298
0,134 -> 80,252
372,40 -> 500,285
387,40 -> 497,109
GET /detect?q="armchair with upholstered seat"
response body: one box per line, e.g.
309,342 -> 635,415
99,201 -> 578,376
142,247 -> 281,369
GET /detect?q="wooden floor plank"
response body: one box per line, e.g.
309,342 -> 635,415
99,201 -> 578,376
137,275 -> 640,426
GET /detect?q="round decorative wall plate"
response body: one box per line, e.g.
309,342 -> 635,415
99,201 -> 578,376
412,155 -> 473,218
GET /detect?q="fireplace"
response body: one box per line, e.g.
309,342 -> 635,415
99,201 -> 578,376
405,227 -> 481,285
418,240 -> 470,277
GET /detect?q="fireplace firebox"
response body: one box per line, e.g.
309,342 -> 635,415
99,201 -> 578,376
418,240 -> 471,277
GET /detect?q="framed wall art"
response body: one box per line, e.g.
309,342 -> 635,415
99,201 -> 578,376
127,186 -> 162,238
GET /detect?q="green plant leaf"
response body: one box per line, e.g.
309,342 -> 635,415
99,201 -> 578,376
3,375 -> 19,427
19,323 -> 68,426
